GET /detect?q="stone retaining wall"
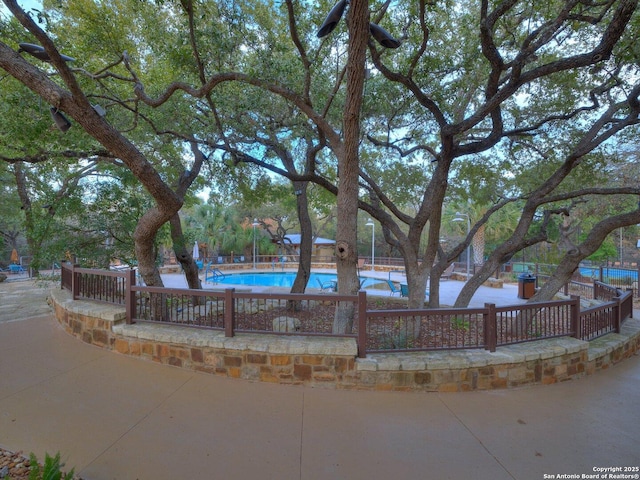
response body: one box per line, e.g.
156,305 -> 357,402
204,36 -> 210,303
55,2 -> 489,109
50,288 -> 640,392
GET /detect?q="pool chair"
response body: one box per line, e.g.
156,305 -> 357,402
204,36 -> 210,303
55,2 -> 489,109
316,278 -> 336,292
9,264 -> 25,274
386,280 -> 401,296
397,283 -> 428,298
441,264 -> 455,280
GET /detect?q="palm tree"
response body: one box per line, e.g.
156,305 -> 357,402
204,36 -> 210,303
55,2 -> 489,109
187,204 -> 239,260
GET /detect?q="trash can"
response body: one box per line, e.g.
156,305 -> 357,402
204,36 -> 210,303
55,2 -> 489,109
518,273 -> 536,299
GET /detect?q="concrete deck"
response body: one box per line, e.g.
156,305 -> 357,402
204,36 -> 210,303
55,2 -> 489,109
1,278 -> 639,479
190,268 -> 528,308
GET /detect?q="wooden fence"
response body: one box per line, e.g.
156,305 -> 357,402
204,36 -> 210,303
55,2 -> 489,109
60,264 -> 634,358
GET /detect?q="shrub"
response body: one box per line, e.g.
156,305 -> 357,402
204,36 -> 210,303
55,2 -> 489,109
28,452 -> 75,480
450,316 -> 470,332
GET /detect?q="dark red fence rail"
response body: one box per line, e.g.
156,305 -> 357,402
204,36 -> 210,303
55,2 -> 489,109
494,299 -> 578,347
63,264 -> 133,305
364,306 -> 487,353
60,264 -> 634,358
130,284 -> 359,338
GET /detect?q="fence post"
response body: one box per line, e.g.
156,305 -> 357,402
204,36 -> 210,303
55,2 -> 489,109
599,266 -> 604,283
484,303 -> 497,352
71,264 -> 80,300
570,295 -> 581,339
614,297 -> 622,334
224,288 -> 235,337
357,291 -> 367,358
125,269 -> 136,324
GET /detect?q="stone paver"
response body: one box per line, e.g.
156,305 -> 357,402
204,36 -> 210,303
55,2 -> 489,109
0,278 -> 55,323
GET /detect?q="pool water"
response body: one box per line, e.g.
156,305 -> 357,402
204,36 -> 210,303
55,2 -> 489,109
578,267 -> 638,281
210,271 -> 381,289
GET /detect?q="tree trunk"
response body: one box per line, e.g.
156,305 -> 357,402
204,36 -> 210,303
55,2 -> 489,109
454,257 -> 502,308
403,259 -> 428,338
291,182 -> 312,294
404,250 -> 430,307
332,0 -> 368,334
134,208 -> 166,287
532,209 -> 640,302
169,213 -> 202,291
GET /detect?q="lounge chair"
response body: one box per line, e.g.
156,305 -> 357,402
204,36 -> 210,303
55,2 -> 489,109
398,283 -> 429,298
316,278 -> 336,292
386,280 -> 401,296
441,264 -> 455,280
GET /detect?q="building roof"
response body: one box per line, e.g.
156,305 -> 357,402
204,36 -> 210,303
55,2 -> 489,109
280,234 -> 335,246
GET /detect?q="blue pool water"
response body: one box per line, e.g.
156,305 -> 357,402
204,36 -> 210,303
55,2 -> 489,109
210,271 -> 380,288
578,267 -> 637,281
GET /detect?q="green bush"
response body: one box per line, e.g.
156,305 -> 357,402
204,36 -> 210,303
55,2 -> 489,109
28,452 -> 75,480
450,316 -> 470,332
380,331 -> 415,350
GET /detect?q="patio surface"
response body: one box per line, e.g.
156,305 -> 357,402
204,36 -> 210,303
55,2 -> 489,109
193,267 -> 529,307
1,278 -> 638,479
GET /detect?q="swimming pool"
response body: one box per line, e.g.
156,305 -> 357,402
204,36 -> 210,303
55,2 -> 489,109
578,267 -> 637,281
209,271 -> 380,289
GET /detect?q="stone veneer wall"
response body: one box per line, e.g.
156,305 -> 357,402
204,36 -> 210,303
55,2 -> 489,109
50,288 -> 640,392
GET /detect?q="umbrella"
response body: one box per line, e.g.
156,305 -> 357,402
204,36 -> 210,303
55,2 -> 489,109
192,241 -> 199,260
10,248 -> 18,264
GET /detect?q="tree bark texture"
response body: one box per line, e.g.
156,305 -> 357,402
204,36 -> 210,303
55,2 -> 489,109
333,0 -> 369,334
291,182 -> 312,294
169,213 -> 202,291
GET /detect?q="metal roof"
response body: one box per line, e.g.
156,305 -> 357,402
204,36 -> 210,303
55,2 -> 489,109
281,234 -> 335,245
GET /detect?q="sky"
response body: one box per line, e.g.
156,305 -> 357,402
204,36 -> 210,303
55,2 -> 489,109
0,1 -> 42,18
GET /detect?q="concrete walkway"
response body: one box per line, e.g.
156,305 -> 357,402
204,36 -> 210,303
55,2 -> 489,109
1,279 -> 639,479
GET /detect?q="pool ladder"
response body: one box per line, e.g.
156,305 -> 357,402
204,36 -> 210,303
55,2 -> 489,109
205,267 -> 226,283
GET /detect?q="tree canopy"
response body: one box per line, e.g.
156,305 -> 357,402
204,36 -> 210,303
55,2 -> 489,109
2,0 -> 640,330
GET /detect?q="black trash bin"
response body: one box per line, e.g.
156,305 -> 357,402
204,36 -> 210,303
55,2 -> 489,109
518,273 -> 536,299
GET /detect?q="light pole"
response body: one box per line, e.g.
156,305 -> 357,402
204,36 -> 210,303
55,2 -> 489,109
252,218 -> 259,270
453,212 -> 471,280
365,218 -> 375,271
